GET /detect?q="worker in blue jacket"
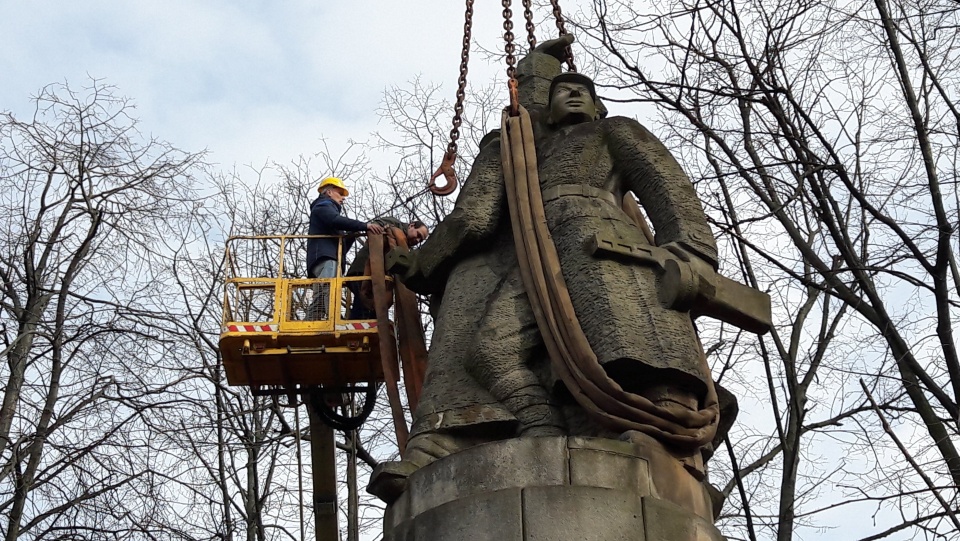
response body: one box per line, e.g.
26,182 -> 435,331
307,177 -> 383,319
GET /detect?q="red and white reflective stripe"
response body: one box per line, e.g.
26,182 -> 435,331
225,324 -> 278,333
336,322 -> 379,330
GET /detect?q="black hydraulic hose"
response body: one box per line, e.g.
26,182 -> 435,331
310,383 -> 378,432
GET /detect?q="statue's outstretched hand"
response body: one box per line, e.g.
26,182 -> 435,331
386,247 -> 414,276
533,33 -> 574,61
386,247 -> 430,292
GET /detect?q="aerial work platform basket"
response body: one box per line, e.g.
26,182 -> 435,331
219,234 -> 391,393
219,232 -> 426,451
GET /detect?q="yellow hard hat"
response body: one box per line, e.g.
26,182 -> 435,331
317,176 -> 349,196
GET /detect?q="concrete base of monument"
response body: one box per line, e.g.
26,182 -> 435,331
380,436 -> 727,541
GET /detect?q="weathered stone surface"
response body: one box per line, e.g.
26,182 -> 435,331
401,437 -> 568,522
516,44 -> 562,110
568,435 -> 643,455
522,485 -> 644,541
382,484 -> 410,531
619,431 -> 715,522
426,489 -> 523,541
387,488 -> 523,541
382,518 -> 410,541
382,437 -> 729,540
516,49 -> 563,79
642,497 -> 727,541
569,446 -> 653,497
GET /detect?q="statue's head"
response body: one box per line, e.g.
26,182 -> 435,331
548,72 -> 599,127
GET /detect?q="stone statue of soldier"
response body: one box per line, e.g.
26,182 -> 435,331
370,36 -> 751,522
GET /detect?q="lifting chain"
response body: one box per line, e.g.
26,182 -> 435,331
432,0 -> 573,189
502,0 -> 522,116
521,0 -> 537,50
429,0 -> 475,196
502,0 -> 517,80
550,0 -> 577,72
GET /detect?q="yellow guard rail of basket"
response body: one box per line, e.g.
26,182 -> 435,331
218,234 -> 392,391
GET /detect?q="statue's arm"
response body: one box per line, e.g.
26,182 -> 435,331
345,216 -> 403,278
396,136 -> 505,293
609,118 -> 719,268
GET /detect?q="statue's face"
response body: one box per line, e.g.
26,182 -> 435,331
549,81 -> 598,126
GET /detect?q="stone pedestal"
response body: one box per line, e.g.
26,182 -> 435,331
381,436 -> 727,541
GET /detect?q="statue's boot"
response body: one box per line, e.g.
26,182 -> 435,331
616,384 -> 719,522
367,388 -> 564,503
367,431 -> 481,503
502,398 -> 565,437
490,369 -> 566,437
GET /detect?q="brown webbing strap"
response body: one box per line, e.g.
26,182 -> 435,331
363,229 -> 428,414
369,234 -> 409,452
391,232 -> 429,412
500,105 -> 719,449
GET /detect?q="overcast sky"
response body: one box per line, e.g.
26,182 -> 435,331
1,4 -> 921,540
0,0 -> 513,172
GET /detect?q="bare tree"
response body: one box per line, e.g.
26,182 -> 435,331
554,0 -> 960,538
158,142 -> 402,541
368,76 -> 504,226
0,79 -> 208,539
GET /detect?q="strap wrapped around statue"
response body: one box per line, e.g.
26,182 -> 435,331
368,36 -> 772,519
358,227 -> 429,412
500,103 -> 720,449
357,227 -> 409,314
